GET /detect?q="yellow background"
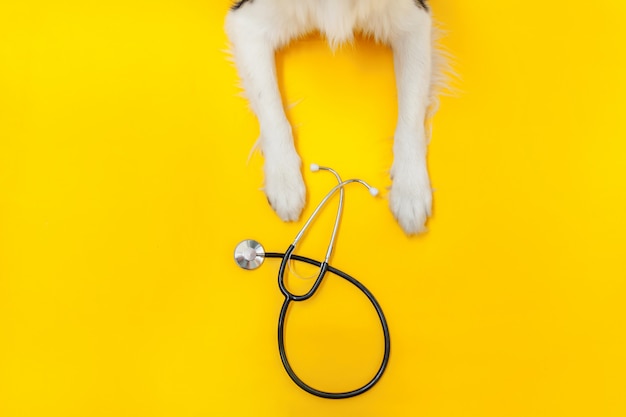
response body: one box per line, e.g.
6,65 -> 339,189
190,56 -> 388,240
1,1 -> 625,416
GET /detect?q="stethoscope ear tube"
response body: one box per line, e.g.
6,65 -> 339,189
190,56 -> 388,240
267,252 -> 391,399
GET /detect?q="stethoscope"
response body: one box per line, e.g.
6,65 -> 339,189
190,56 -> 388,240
234,164 -> 390,399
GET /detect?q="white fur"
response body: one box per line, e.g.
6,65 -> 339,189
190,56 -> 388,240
225,0 -> 440,234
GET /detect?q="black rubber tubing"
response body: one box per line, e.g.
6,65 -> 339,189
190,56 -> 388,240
264,251 -> 391,399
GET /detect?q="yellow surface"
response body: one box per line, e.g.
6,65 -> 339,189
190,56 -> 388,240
1,1 -> 625,416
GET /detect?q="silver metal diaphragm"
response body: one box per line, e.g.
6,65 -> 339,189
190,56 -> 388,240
234,239 -> 265,270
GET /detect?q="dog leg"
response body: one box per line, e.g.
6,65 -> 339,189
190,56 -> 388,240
226,5 -> 305,221
389,6 -> 433,234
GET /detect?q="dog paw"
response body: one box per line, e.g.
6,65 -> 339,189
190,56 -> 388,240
389,165 -> 432,235
263,156 -> 306,222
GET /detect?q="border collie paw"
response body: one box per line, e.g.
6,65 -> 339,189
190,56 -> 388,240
389,165 -> 432,235
264,157 -> 306,222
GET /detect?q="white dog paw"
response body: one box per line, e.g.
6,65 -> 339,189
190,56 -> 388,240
263,158 -> 306,222
389,166 -> 432,235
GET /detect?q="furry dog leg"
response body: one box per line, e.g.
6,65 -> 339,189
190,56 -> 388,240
388,5 -> 433,234
226,1 -> 440,234
225,4 -> 306,221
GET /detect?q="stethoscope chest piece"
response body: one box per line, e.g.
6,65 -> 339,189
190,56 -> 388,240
234,239 -> 265,270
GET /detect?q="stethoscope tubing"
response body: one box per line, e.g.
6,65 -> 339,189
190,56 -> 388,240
265,251 -> 391,399
234,165 -> 389,398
